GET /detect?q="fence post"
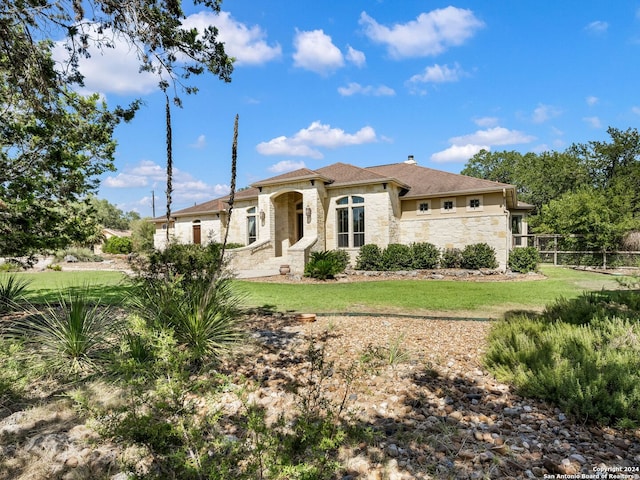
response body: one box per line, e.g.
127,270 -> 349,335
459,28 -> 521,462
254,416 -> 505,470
554,235 -> 558,266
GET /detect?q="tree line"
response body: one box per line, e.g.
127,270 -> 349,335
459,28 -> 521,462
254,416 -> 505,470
461,126 -> 640,251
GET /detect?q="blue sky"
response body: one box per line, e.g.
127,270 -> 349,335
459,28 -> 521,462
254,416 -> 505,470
64,1 -> 640,216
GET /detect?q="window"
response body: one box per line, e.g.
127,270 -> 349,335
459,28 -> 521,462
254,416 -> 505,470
337,196 -> 365,248
417,201 -> 431,215
247,207 -> 257,244
466,195 -> 483,211
441,198 -> 456,213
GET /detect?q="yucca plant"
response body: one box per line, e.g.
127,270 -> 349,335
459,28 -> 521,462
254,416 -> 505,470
0,274 -> 32,314
10,287 -> 122,377
130,276 -> 245,366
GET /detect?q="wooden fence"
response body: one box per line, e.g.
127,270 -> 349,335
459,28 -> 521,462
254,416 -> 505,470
513,234 -> 640,268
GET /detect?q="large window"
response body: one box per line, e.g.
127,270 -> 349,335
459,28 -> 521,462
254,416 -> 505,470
337,196 -> 365,248
247,207 -> 257,244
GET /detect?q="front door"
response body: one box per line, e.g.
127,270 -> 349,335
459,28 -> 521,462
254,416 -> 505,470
192,224 -> 201,244
297,212 -> 304,241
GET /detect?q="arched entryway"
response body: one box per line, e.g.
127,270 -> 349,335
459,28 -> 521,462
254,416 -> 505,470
272,191 -> 303,257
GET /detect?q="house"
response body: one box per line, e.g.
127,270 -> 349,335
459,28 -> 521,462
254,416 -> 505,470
153,157 -> 532,272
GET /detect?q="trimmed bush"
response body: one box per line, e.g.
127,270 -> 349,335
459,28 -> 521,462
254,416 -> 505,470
355,244 -> 382,271
304,250 -> 349,280
440,248 -> 462,268
380,243 -> 413,271
102,236 -> 133,254
461,243 -> 498,270
508,247 -> 540,273
411,242 -> 440,269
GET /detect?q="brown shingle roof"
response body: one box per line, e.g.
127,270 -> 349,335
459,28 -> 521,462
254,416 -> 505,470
154,161 -> 519,221
153,187 -> 259,220
367,162 -> 513,198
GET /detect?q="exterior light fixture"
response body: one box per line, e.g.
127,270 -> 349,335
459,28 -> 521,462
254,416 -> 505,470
305,206 -> 312,223
260,209 -> 266,225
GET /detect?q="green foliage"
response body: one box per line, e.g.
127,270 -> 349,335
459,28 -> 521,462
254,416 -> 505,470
508,247 -> 540,273
411,242 -> 440,269
130,218 -> 156,253
304,250 -> 349,280
355,244 -> 382,270
485,289 -> 640,426
460,243 -> 498,270
380,243 -> 413,270
102,236 -> 133,254
0,274 -> 31,314
133,242 -> 226,285
89,196 -> 140,230
129,275 -> 244,366
533,186 -> 636,251
440,248 -> 462,268
8,287 -> 122,377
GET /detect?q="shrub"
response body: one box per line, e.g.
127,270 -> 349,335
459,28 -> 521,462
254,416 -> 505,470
304,250 -> 349,280
380,243 -> 413,271
129,276 -> 244,366
460,243 -> 498,270
440,248 -> 462,268
411,242 -> 440,269
508,247 -> 540,273
0,274 -> 31,314
135,242 -> 226,285
9,287 -> 122,377
485,312 -> 640,426
102,236 -> 133,254
355,244 -> 382,270
54,247 -> 103,262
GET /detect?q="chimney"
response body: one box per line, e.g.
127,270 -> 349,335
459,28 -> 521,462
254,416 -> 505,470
404,155 -> 417,165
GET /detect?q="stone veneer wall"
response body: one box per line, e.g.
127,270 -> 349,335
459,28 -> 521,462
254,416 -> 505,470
399,213 -> 510,270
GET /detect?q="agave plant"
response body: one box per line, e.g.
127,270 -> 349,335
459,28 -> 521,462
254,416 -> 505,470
0,274 -> 32,314
11,287 -> 122,377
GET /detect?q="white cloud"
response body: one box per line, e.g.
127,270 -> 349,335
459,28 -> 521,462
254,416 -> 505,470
53,25 -> 159,95
408,63 -> 466,84
256,121 -> 378,159
190,134 -> 207,149
449,127 -> 535,146
583,116 -> 602,128
346,45 -> 366,67
531,104 -> 562,124
585,21 -> 609,35
431,144 -> 489,163
184,11 -> 281,66
293,29 -> 344,75
631,106 -> 640,115
102,159 -> 226,204
586,96 -> 599,106
337,82 -> 395,97
474,116 -> 499,127
359,7 -> 484,59
268,160 -> 307,173
430,126 -> 535,163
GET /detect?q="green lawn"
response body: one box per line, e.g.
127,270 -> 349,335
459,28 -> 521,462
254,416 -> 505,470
8,265 -> 626,317
9,270 -> 131,305
235,266 -> 625,318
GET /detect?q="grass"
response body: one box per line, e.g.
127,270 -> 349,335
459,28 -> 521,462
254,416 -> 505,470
236,266 -> 624,317
10,271 -> 130,305
9,265 -> 626,315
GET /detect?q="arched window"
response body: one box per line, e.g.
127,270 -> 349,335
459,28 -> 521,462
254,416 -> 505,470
336,196 -> 365,248
247,207 -> 257,244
